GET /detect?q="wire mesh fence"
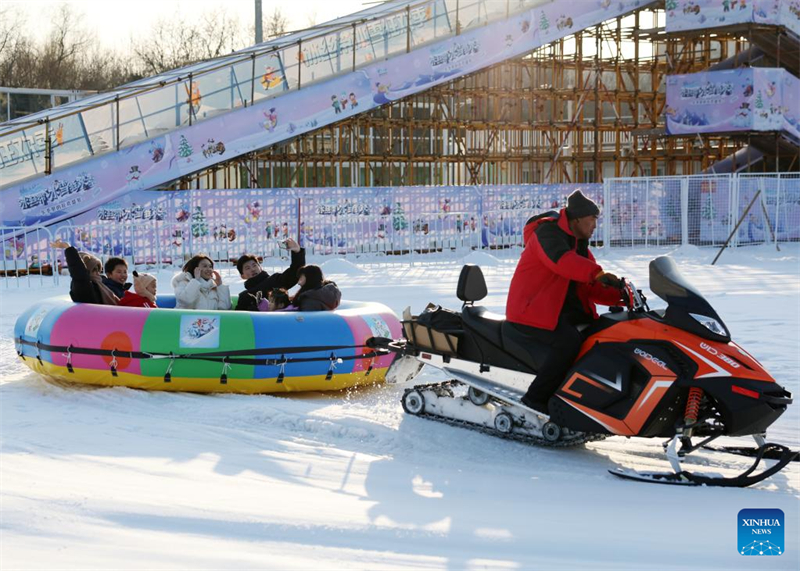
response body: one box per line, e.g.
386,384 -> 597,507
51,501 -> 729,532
2,174 -> 798,288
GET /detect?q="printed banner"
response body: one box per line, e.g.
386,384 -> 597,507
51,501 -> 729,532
1,0 -> 644,227
666,68 -> 800,139
666,0 -> 800,37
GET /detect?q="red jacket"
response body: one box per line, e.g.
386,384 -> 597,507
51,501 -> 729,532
119,292 -> 156,308
505,209 -> 620,330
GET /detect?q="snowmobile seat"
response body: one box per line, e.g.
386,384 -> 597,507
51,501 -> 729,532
500,322 -> 549,373
461,305 -> 505,347
457,264 -> 487,304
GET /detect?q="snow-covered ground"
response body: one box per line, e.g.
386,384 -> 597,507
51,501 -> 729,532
1,245 -> 798,570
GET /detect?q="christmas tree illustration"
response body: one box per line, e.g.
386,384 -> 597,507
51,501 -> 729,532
191,206 -> 208,238
665,0 -> 677,10
392,202 -> 408,231
178,135 -> 194,161
701,196 -> 715,221
539,12 -> 550,31
754,91 -> 764,109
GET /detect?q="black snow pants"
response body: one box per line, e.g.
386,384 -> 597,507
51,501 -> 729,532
508,315 -> 584,402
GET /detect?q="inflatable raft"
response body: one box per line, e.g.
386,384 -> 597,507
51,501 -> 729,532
14,295 -> 401,393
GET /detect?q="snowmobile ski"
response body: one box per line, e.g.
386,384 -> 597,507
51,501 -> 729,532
609,442 -> 799,487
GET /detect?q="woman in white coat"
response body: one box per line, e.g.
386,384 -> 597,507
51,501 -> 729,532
172,255 -> 232,310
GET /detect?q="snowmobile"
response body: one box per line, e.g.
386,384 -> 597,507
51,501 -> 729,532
369,257 -> 798,487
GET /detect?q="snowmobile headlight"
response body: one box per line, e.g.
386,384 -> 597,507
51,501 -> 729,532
690,313 -> 726,336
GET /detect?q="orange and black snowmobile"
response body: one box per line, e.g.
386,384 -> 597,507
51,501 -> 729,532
370,256 -> 797,486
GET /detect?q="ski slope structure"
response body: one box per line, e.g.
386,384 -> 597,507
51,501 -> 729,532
0,0 -> 656,228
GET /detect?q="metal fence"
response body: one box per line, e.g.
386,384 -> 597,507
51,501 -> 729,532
603,173 -> 800,248
2,174 -> 798,288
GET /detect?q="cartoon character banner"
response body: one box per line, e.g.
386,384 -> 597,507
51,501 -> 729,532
606,179 -> 684,245
1,0 -> 646,228
665,0 -> 800,37
666,68 -> 800,139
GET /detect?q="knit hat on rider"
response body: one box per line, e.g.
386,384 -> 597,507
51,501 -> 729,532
566,190 -> 600,220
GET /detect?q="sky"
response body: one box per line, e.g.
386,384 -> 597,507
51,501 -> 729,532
5,0 -> 374,52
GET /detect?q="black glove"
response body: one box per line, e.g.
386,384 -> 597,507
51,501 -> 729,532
596,271 -> 621,288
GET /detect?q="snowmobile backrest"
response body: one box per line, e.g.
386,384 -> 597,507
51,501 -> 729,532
457,264 -> 487,304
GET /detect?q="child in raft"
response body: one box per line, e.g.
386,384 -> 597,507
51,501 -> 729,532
119,271 -> 158,308
102,257 -> 132,299
257,288 -> 295,312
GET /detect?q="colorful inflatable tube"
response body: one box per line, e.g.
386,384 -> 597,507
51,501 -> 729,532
14,296 -> 400,393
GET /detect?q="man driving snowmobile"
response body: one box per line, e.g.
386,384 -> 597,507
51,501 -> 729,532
506,190 -> 624,414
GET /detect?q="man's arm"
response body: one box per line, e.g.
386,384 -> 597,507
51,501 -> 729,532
278,239 -> 305,290
533,223 -> 601,283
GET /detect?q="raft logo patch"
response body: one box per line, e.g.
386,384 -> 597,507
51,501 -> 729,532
179,315 -> 220,348
364,315 -> 391,339
25,307 -> 49,337
738,509 -> 784,556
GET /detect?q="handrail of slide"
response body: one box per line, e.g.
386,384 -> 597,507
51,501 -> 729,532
0,0 -> 536,188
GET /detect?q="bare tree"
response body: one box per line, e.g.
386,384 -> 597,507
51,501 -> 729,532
305,10 -> 319,29
248,7 -> 290,45
130,8 -> 248,76
0,5 -> 28,86
0,4 -> 138,93
0,4 -> 25,57
266,8 -> 289,38
36,5 -> 92,89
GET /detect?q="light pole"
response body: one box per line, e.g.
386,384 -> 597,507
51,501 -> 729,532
255,0 -> 263,44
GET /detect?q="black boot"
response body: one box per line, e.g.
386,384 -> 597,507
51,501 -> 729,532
520,393 -> 549,415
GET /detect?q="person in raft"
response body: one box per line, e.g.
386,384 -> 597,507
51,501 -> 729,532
234,237 -> 305,311
51,239 -> 119,305
102,257 -> 132,299
119,271 -> 158,308
258,288 -> 294,312
292,265 -> 341,311
172,255 -> 232,310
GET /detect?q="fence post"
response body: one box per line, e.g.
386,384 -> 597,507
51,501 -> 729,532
775,174 -> 782,246
679,177 -> 688,247
732,174 -> 741,248
602,178 -> 611,248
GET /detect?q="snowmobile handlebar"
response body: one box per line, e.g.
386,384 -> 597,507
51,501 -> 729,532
620,278 -> 647,313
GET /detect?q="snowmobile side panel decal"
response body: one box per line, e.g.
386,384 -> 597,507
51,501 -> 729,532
634,380 -> 675,414
559,397 -> 631,435
674,340 -> 732,378
562,374 -> 676,436
561,372 -> 614,399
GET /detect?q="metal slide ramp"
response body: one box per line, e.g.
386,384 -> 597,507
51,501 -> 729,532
0,0 -> 654,228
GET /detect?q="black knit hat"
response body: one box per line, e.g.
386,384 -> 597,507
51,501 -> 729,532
566,190 -> 600,220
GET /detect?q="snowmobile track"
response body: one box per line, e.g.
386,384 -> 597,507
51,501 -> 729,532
406,381 -> 607,449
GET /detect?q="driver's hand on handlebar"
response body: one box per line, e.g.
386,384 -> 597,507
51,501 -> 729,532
595,270 -> 621,288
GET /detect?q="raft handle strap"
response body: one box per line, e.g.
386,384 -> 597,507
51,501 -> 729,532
276,355 -> 286,384
63,344 -> 74,373
17,336 -> 25,359
365,355 -> 376,377
109,349 -> 118,377
164,353 -> 175,383
220,357 -> 230,385
325,353 -> 340,381
35,341 -> 43,364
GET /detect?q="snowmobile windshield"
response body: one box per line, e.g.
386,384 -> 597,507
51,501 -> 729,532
649,256 -> 730,342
